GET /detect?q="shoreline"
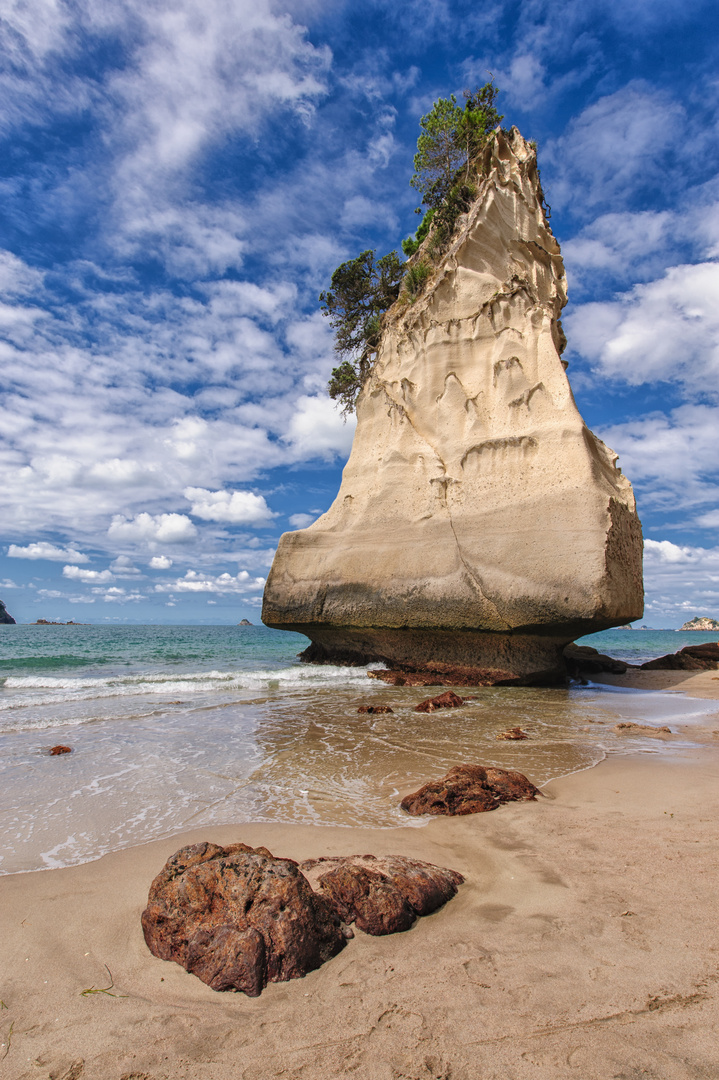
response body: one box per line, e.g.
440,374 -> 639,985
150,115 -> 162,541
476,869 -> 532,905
2,674 -> 719,1078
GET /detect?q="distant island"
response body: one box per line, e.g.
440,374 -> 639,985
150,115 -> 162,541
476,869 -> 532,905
33,619 -> 85,626
679,616 -> 719,631
238,619 -> 253,626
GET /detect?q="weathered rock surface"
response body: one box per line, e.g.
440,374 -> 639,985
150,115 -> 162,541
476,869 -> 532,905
401,763 -> 540,816
0,599 -> 16,625
300,854 -> 463,936
49,745 -> 73,755
496,727 -> 529,740
141,842 -> 348,995
357,704 -> 394,714
368,667 -> 502,687
262,128 -> 643,682
641,643 -> 719,671
564,643 -> 629,675
414,690 -> 467,713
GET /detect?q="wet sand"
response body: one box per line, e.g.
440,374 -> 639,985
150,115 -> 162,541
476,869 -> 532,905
1,677 -> 719,1080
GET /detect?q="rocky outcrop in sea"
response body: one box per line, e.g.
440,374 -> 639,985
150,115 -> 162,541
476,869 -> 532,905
0,599 -> 16,624
262,128 -> 643,683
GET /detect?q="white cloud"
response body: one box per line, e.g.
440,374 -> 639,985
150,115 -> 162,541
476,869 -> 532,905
644,539 -> 698,564
283,394 -> 356,459
154,569 -> 266,594
597,404 -> 719,511
108,512 -> 198,544
567,263 -> 719,395
544,83 -> 685,212
288,512 -> 315,528
149,555 -> 173,569
184,487 -> 277,525
642,538 -> 719,621
109,555 -> 143,577
7,541 -> 90,562
63,565 -> 115,583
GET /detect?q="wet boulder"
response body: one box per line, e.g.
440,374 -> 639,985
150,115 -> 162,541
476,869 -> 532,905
401,764 -> 540,816
414,690 -> 467,713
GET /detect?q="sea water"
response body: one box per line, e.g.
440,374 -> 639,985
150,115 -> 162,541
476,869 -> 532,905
1,624 -> 717,874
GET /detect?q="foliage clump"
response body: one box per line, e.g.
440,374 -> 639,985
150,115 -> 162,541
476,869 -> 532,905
321,250 -> 404,414
322,80 -> 506,414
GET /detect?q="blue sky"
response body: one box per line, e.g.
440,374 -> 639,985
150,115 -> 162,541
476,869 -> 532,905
0,0 -> 717,627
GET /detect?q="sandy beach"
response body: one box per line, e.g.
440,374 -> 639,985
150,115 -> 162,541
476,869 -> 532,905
2,674 -> 718,1080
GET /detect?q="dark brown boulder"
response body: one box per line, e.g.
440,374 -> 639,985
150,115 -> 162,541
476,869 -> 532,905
496,727 -> 529,740
641,642 -> 719,671
357,704 -> 394,714
368,666 -> 521,687
564,644 -> 628,675
414,690 -> 466,713
0,599 -> 15,625
141,842 -> 348,995
400,764 -> 540,816
300,855 -> 463,936
49,745 -> 72,755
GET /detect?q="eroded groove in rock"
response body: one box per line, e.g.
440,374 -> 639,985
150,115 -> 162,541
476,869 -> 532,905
262,128 -> 643,681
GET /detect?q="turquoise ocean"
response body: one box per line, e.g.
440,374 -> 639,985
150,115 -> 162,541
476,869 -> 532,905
1,624 -> 717,874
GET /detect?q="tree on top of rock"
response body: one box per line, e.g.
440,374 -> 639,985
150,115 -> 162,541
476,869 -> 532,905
410,82 -> 503,210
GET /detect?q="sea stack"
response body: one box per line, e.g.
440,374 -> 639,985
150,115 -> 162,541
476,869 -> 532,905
0,599 -> 16,625
263,128 -> 643,683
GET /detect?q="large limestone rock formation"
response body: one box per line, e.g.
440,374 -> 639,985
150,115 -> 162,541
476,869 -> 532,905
0,599 -> 16,625
263,128 -> 643,682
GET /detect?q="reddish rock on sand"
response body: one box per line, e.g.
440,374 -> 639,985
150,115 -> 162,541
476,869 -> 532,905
496,727 -> 529,740
300,854 -> 463,936
49,745 -> 72,755
414,690 -> 466,713
357,704 -> 394,714
141,842 -> 348,996
401,764 -> 540,816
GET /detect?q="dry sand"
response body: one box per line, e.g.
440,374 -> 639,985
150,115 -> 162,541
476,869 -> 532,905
2,676 -> 719,1080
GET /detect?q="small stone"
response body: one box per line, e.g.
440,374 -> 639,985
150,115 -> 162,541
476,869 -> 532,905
496,727 -> 529,740
414,690 -> 466,713
401,763 -> 540,816
357,704 -> 394,714
613,722 -> 673,738
49,745 -> 73,755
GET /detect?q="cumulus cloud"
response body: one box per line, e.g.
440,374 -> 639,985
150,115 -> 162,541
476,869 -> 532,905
288,512 -> 316,528
149,555 -> 173,569
63,565 -> 115,583
108,512 -> 198,544
597,404 -> 719,511
544,83 -> 685,213
567,263 -> 719,396
154,569 -> 266,593
283,394 -> 356,459
642,538 -> 719,620
7,541 -> 89,562
184,487 -> 277,525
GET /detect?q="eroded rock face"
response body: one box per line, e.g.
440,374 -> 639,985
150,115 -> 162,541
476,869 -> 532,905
300,854 -> 463,936
401,763 -> 540,816
141,842 -> 348,995
262,128 -> 643,682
